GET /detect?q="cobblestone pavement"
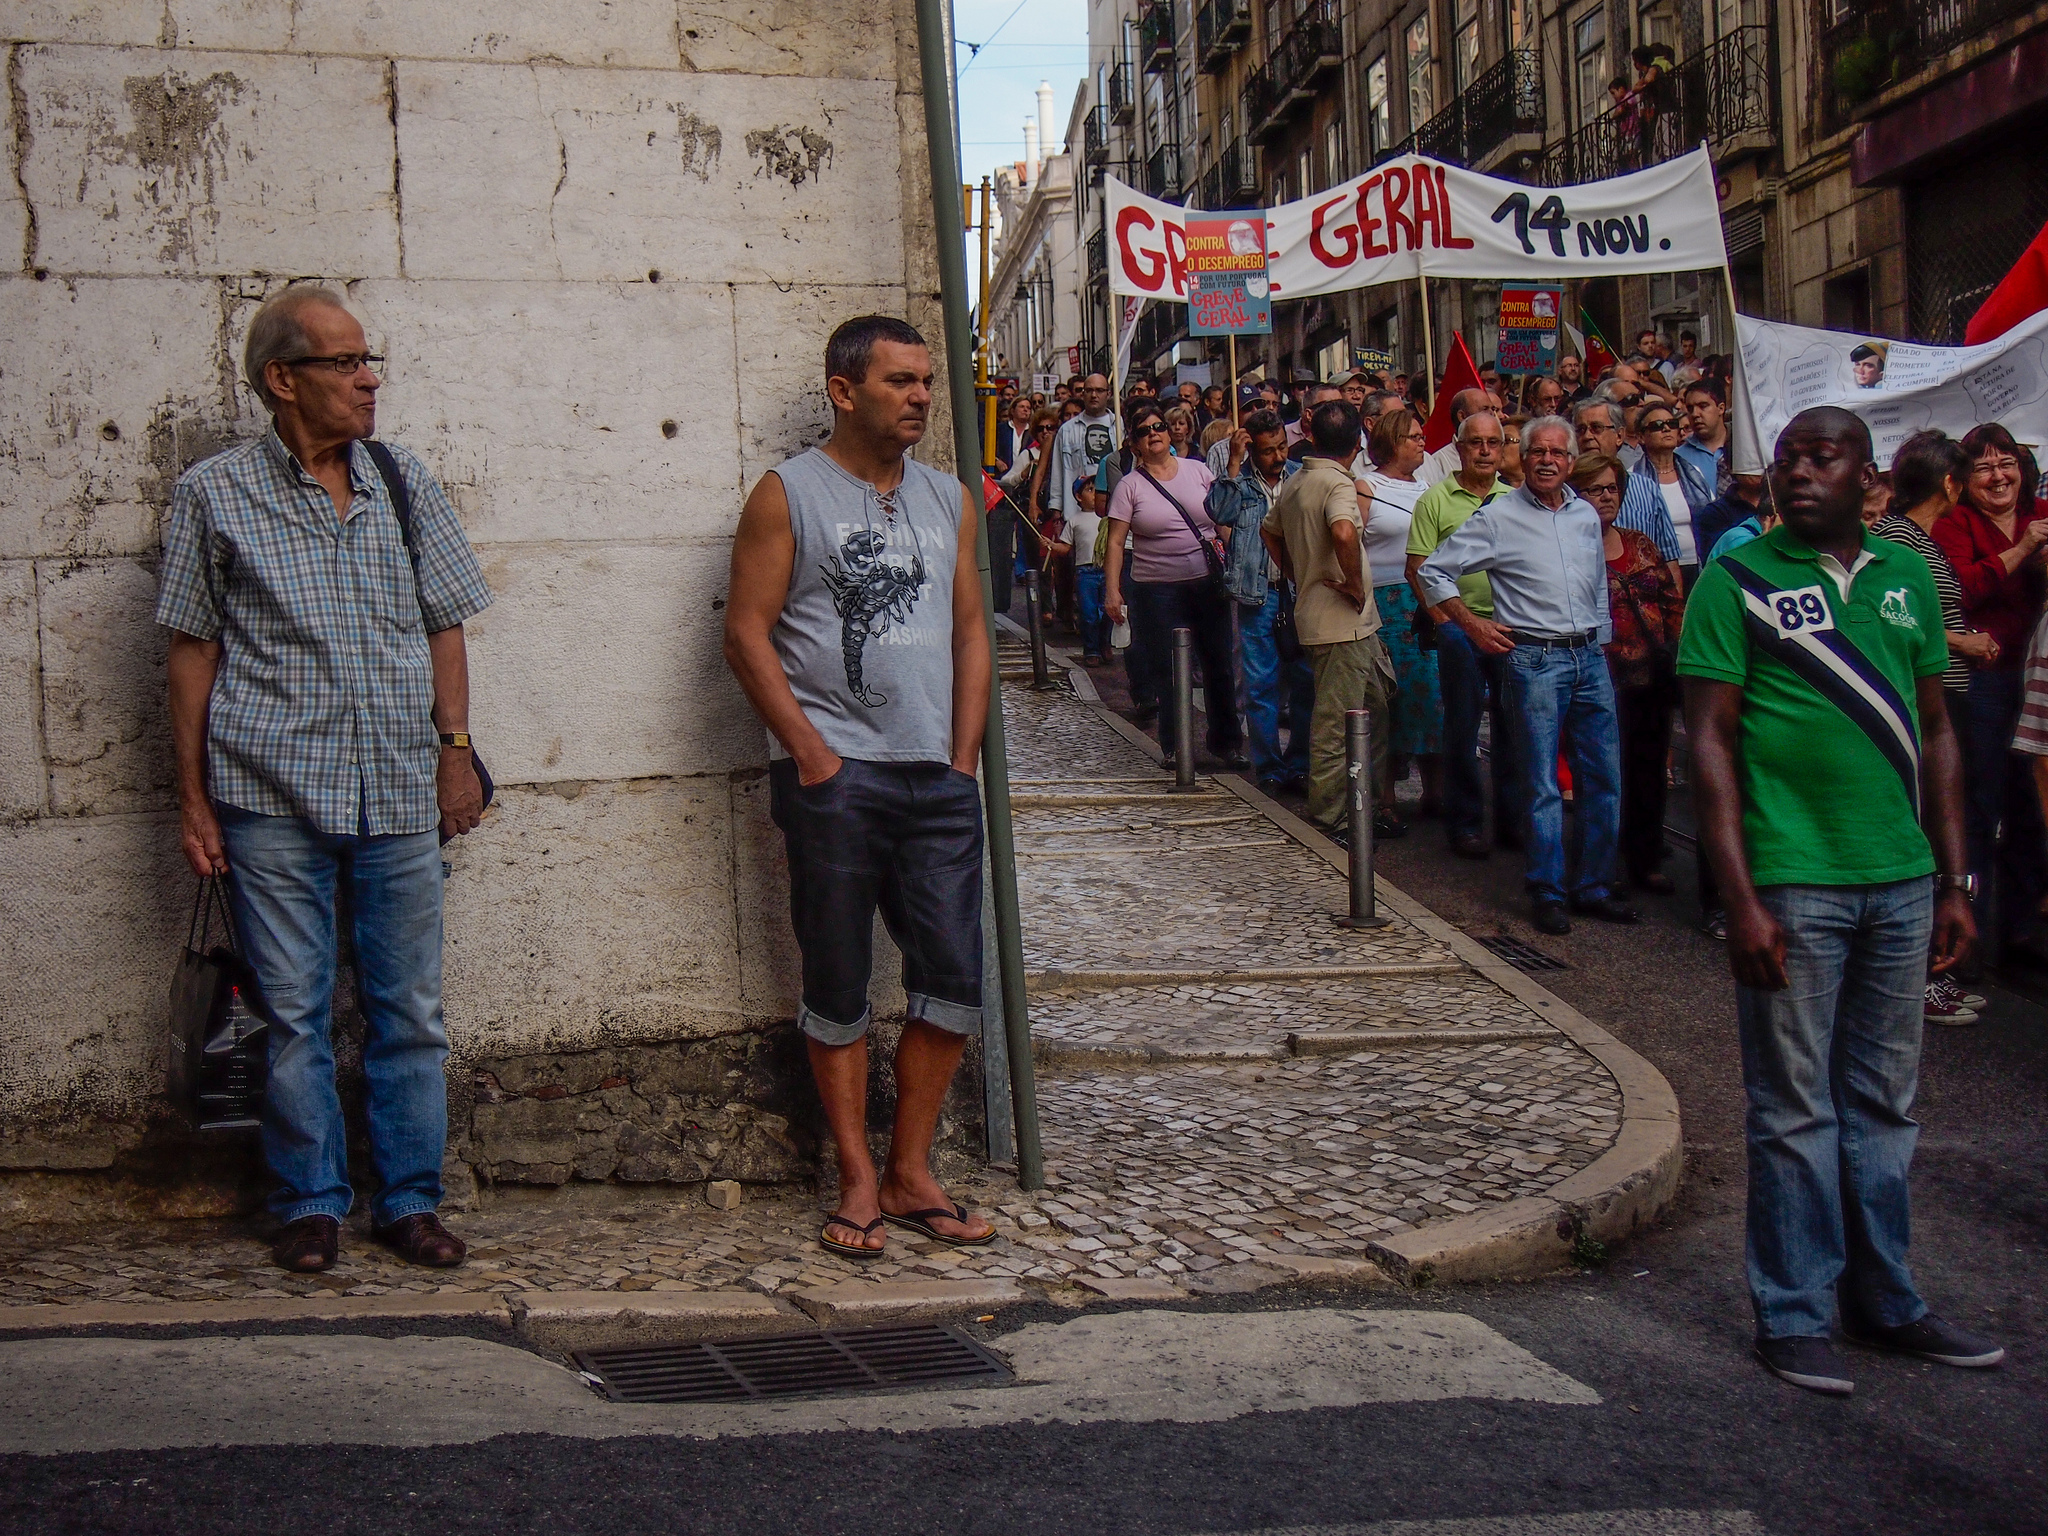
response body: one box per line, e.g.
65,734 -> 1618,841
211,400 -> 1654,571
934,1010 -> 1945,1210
0,647 -> 1628,1310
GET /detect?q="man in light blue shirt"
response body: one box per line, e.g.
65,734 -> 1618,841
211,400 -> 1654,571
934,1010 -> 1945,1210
1418,416 -> 1636,935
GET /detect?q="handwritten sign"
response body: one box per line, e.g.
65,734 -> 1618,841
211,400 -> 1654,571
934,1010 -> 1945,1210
1737,311 -> 2048,470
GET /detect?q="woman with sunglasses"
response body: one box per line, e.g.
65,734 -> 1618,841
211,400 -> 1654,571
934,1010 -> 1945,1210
1633,402 -> 1714,588
1103,403 -> 1247,769
1573,451 -> 1685,896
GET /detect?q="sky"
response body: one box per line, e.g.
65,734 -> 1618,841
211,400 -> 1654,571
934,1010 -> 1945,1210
950,0 -> 1090,304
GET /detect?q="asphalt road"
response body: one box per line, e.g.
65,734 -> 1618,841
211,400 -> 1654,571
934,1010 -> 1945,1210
5,632 -> 2042,1536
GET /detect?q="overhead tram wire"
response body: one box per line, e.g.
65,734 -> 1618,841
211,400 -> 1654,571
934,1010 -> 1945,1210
955,0 -> 1033,76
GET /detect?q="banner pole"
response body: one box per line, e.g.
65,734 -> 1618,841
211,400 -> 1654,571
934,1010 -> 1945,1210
1229,333 -> 1238,427
1417,273 -> 1437,399
1722,262 -> 1767,477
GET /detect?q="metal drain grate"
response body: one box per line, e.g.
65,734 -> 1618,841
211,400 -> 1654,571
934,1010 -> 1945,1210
1479,933 -> 1568,972
572,1323 -> 1011,1405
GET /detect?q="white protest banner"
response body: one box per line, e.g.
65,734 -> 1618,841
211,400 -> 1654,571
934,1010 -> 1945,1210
1735,311 -> 2048,469
1107,147 -> 1726,303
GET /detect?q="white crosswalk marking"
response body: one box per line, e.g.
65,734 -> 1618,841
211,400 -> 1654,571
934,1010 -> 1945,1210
1212,1517 -> 1765,1536
0,1306 -> 1597,1454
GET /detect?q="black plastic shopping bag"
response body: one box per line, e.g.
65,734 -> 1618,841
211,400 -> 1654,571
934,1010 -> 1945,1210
165,877 -> 268,1132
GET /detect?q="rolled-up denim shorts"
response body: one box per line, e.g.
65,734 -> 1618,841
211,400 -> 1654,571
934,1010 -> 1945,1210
767,758 -> 985,1045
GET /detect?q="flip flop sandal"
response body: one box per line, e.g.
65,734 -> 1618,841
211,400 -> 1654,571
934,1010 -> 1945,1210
880,1203 -> 998,1248
820,1213 -> 887,1260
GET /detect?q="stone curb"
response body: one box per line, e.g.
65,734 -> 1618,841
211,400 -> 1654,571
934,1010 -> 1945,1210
1038,641 -> 1684,1286
1287,1025 -> 1558,1056
0,1291 -> 516,1333
1026,961 -> 1470,992
514,1289 -> 798,1351
785,1277 -> 1026,1327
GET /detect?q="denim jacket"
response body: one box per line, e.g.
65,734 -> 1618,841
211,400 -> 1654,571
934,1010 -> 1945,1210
1207,459 -> 1298,607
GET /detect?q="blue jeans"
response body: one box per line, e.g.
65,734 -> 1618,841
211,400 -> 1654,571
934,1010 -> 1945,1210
217,806 -> 450,1227
1438,624 -> 1522,845
1963,667 -> 2044,952
1505,642 -> 1622,902
1074,563 -> 1108,659
1738,879 -> 1932,1340
1238,589 -> 1314,783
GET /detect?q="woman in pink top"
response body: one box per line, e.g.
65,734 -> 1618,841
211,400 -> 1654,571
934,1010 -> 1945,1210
1103,401 -> 1245,768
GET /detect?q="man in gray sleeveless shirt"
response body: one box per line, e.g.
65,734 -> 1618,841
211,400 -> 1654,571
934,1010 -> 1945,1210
724,315 -> 997,1256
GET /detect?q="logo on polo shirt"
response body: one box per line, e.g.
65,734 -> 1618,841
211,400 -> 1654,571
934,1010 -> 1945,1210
1879,588 -> 1919,631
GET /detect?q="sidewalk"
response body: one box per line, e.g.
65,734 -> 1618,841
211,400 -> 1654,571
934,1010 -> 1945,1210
0,642 -> 1679,1327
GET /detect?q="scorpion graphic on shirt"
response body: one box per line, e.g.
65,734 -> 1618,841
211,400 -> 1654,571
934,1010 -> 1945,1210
819,528 -> 926,708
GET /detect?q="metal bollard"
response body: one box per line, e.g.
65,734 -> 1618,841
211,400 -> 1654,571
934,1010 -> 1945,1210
1170,626 -> 1198,791
1333,707 -> 1390,929
1023,570 -> 1052,690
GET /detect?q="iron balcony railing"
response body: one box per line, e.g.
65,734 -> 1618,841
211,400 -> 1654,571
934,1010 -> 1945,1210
1818,0 -> 2035,135
1533,25 -> 1773,187
1247,0 -> 1344,141
1201,137 -> 1260,208
1143,143 -> 1185,201
1108,61 -> 1136,124
1133,302 -> 1187,365
1083,106 -> 1110,165
1197,0 -> 1254,73
1092,342 -> 1113,378
1140,1 -> 1175,73
1086,227 -> 1108,282
1384,46 -> 1543,168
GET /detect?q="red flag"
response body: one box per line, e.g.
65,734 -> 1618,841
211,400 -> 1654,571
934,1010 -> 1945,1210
1421,333 -> 1485,453
1965,215 -> 2048,345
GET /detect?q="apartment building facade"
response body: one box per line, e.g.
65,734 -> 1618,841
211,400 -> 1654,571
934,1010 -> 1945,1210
1061,0 -> 2048,393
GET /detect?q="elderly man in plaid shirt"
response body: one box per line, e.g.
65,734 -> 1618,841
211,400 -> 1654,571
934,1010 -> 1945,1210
157,284 -> 492,1275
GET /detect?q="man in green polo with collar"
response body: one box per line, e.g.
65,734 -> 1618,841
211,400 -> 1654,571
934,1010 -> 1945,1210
1681,406 -> 2000,1396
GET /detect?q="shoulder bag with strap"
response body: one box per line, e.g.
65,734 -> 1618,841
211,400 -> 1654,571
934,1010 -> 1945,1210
1133,462 -> 1228,598
363,440 -> 495,842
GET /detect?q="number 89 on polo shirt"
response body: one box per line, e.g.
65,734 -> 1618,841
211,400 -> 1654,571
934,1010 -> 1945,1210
1767,585 -> 1834,638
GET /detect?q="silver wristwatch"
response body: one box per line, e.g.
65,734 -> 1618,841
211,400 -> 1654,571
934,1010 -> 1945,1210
1935,873 -> 1979,899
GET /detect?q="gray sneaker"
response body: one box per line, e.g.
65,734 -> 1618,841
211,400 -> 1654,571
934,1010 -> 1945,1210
1843,1312 -> 2006,1368
1755,1334 -> 1854,1395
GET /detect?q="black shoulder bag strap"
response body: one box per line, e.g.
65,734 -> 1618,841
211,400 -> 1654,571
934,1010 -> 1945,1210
362,440 -> 495,831
1133,462 -> 1228,591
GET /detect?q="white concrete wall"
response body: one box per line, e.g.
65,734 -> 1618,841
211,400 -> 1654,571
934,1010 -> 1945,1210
0,1 -> 945,1133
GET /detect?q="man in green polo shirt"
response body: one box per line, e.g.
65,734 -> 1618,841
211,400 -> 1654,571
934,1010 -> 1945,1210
1680,406 -> 1999,1396
1406,413 -> 1519,858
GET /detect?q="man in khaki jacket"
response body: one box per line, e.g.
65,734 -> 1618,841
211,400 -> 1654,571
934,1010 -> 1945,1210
1263,398 -> 1393,838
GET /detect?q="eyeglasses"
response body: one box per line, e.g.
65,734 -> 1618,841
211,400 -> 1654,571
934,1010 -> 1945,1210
286,353 -> 385,375
1581,480 -> 1620,497
1527,447 -> 1574,461
1135,421 -> 1169,436
1639,417 -> 1679,432
1975,456 -> 2020,475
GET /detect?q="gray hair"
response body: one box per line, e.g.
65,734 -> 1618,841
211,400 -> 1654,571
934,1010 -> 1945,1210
1522,414 -> 1575,456
243,284 -> 351,409
1571,397 -> 1621,431
1456,410 -> 1503,444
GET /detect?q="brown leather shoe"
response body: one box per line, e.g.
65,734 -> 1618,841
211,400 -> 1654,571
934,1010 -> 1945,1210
374,1211 -> 467,1267
272,1215 -> 340,1273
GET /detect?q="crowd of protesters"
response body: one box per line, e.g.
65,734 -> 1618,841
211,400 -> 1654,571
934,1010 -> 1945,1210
985,334 -> 2034,1397
984,341 -> 2045,1031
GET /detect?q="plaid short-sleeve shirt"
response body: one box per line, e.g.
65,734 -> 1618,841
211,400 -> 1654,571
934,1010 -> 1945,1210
155,430 -> 492,836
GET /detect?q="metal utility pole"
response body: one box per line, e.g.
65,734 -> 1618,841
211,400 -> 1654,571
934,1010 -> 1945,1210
915,0 -> 1043,1189
978,175 -> 998,470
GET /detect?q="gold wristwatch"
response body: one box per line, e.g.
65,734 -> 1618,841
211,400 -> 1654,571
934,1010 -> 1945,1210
439,732 -> 472,749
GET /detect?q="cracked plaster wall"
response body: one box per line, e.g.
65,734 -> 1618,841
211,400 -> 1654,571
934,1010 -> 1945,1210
0,1 -> 960,1171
